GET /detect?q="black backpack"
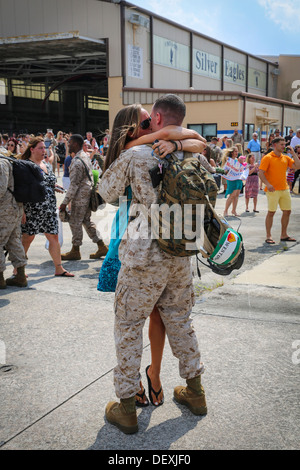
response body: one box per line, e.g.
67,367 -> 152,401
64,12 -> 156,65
1,155 -> 47,203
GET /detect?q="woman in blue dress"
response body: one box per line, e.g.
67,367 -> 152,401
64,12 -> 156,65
222,146 -> 244,217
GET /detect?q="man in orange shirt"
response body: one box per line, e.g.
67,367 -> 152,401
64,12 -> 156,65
259,137 -> 300,244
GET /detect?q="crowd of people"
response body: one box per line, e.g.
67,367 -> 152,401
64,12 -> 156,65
1,98 -> 300,435
1,124 -> 299,280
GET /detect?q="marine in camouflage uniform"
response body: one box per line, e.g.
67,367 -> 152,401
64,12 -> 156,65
61,149 -> 107,260
99,145 -> 205,400
0,158 -> 27,288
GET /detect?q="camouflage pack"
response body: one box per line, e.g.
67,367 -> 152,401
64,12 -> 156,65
149,151 -> 244,275
150,152 -> 218,257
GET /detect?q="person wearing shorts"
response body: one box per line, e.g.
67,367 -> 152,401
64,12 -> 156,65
259,137 -> 300,244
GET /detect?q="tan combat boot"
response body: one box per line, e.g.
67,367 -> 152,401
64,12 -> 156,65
61,245 -> 81,260
174,375 -> 207,416
6,266 -> 28,288
89,240 -> 108,259
0,272 -> 7,289
105,397 -> 138,434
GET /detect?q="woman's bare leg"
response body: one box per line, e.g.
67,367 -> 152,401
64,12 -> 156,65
146,306 -> 165,405
45,233 -> 73,276
135,306 -> 166,406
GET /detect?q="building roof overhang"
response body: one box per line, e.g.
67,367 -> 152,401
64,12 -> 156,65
0,32 -> 107,80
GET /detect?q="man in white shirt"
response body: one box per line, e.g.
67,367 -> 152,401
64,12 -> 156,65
291,129 -> 300,149
84,131 -> 99,149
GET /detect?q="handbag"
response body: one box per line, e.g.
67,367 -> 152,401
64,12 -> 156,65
76,156 -> 104,212
97,187 -> 132,292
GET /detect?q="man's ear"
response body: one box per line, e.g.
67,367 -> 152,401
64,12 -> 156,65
156,112 -> 162,126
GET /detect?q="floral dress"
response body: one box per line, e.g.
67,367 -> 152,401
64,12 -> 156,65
22,162 -> 58,235
245,164 -> 259,199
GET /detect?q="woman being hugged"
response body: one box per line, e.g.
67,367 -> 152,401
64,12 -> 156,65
99,103 -> 206,408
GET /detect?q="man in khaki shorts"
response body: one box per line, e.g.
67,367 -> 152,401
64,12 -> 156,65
259,137 -> 300,244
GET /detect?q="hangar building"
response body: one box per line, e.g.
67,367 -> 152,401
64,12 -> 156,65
0,0 -> 299,148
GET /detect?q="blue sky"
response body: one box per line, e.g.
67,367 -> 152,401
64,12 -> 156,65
129,0 -> 300,56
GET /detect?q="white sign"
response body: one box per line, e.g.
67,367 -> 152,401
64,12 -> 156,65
193,49 -> 221,80
153,35 -> 190,72
128,45 -> 143,79
249,68 -> 267,90
224,60 -> 246,86
223,157 -> 249,181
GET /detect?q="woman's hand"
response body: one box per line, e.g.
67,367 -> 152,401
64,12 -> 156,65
152,140 -> 176,158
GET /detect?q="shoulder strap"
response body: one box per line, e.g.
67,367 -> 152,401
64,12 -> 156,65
0,154 -> 15,164
1,155 -> 16,197
75,156 -> 92,183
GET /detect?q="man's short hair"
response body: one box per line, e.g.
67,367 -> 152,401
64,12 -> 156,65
70,134 -> 84,148
153,94 -> 186,126
211,137 -> 218,141
272,137 -> 285,145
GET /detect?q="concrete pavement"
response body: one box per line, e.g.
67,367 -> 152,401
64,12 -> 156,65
0,183 -> 299,451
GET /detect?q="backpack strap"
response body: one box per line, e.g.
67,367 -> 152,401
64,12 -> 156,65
0,154 -> 15,164
1,154 -> 15,195
75,156 -> 93,185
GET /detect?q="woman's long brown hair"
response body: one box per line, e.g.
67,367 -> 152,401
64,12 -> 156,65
103,104 -> 142,173
21,137 -> 44,160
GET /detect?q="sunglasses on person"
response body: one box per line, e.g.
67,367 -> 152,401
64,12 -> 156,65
140,117 -> 151,130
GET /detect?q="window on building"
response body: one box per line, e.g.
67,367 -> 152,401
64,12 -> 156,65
12,80 -> 44,100
86,96 -> 109,111
284,126 -> 291,137
2,79 -> 59,102
0,78 -> 6,104
244,123 -> 255,141
188,124 -> 217,141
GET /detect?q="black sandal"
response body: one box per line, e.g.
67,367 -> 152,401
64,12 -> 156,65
146,365 -> 164,407
135,387 -> 149,407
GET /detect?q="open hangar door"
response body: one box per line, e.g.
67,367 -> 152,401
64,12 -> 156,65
0,32 -> 109,140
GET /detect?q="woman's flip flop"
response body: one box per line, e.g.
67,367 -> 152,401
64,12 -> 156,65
146,365 -> 164,407
55,271 -> 75,277
135,387 -> 149,408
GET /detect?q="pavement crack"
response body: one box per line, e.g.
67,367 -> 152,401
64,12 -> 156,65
0,367 -> 114,449
192,311 -> 300,325
0,341 -> 152,449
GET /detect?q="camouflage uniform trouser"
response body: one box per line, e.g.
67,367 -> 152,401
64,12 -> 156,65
69,198 -> 101,247
113,257 -> 204,399
0,208 -> 27,272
